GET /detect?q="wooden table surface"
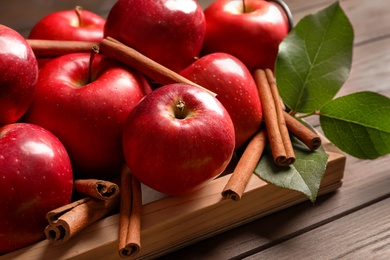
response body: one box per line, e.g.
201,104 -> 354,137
161,0 -> 390,259
1,0 -> 390,259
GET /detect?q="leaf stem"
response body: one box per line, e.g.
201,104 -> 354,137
297,111 -> 320,119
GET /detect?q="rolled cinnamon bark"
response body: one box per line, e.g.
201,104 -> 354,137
73,179 -> 120,201
265,69 -> 295,165
284,111 -> 322,150
99,37 -> 216,97
44,196 -> 120,245
26,39 -> 97,57
222,129 -> 268,200
118,165 -> 142,258
254,69 -> 295,167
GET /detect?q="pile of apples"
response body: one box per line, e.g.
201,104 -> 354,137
0,0 -> 290,254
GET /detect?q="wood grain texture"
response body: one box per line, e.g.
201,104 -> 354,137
0,138 -> 345,260
160,153 -> 390,259
245,197 -> 390,259
0,0 -> 389,259
160,0 -> 390,258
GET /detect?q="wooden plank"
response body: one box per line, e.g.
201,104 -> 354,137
340,36 -> 390,98
245,197 -> 390,259
160,153 -> 390,259
0,0 -> 388,259
0,138 -> 345,260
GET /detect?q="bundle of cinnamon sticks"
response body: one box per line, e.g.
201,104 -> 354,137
44,178 -> 121,245
222,68 -> 322,201
44,167 -> 143,258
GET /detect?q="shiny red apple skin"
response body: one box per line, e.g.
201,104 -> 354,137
104,0 -> 206,73
0,123 -> 73,254
0,24 -> 38,125
122,83 -> 235,196
202,0 -> 290,72
24,53 -> 152,180
180,52 -> 263,149
28,8 -> 105,42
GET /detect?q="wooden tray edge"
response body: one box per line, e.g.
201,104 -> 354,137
1,138 -> 346,260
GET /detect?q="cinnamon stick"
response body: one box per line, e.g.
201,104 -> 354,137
73,179 -> 120,200
118,165 -> 142,258
284,111 -> 322,150
254,69 -> 295,167
44,196 -> 120,245
26,39 -> 97,58
222,129 -> 267,200
266,69 -> 295,163
99,37 -> 217,97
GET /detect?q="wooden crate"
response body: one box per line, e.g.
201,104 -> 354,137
1,137 -> 346,260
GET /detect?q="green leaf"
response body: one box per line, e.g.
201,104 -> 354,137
254,135 -> 329,202
275,1 -> 354,114
320,91 -> 390,159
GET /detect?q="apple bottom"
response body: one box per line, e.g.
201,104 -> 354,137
122,83 -> 236,196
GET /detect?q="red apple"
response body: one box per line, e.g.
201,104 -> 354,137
201,0 -> 291,72
104,0 -> 206,73
0,123 -> 73,254
122,83 -> 235,196
0,24 -> 38,125
28,6 -> 105,42
180,52 -> 263,149
24,53 -> 152,180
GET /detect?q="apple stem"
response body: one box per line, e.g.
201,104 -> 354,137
175,100 -> 186,119
88,45 -> 99,83
242,0 -> 246,13
75,6 -> 83,27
